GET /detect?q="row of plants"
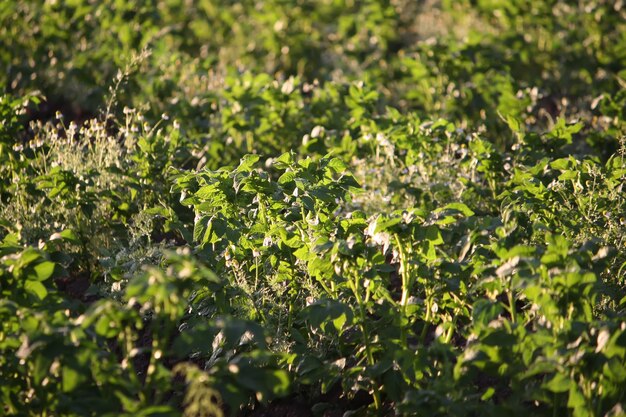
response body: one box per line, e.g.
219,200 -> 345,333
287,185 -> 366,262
1,0 -> 625,415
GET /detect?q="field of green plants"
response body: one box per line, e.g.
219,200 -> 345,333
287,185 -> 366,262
2,1 -> 626,416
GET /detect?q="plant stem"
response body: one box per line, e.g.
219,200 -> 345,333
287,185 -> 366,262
394,234 -> 410,345
420,295 -> 431,345
508,290 -> 517,324
349,273 -> 381,411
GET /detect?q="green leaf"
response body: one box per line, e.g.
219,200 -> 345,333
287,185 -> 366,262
481,387 -> 495,401
326,158 -> 347,173
558,171 -> 577,181
193,215 -> 212,243
303,300 -> 353,334
269,369 -> 291,396
435,202 -> 475,217
293,245 -> 313,260
543,373 -> 571,393
481,329 -> 516,347
550,158 -> 573,171
234,366 -> 291,400
32,261 -> 55,281
332,313 -> 348,333
274,152 -> 293,169
62,364 -> 85,392
567,384 -> 586,408
278,171 -> 296,184
17,249 -> 42,267
236,154 -> 260,172
424,225 -> 443,245
24,280 -> 48,300
505,115 -> 522,133
50,229 -> 80,244
95,315 -> 117,338
472,300 -> 503,327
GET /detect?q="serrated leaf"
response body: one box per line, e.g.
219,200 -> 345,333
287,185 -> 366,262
278,171 -> 296,184
274,152 -> 293,169
193,215 -> 210,243
236,154 -> 260,172
326,158 -> 347,173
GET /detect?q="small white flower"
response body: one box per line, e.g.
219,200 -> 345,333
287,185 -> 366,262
431,302 -> 439,314
281,77 -> 295,95
311,125 -> 323,138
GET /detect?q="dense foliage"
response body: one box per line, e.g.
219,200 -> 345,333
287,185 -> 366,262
1,1 -> 625,416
